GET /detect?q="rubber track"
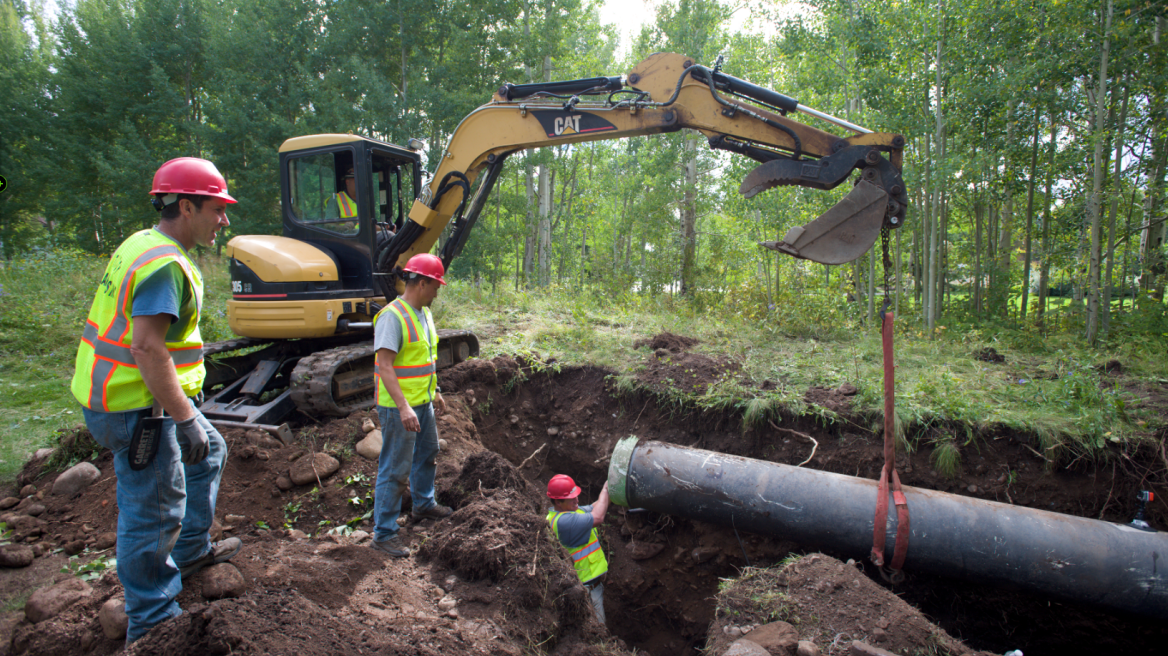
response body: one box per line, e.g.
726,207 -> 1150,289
289,341 -> 376,418
203,337 -> 269,358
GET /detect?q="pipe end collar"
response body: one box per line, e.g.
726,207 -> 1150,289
608,436 -> 639,507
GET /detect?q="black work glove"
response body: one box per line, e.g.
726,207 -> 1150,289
175,414 -> 210,465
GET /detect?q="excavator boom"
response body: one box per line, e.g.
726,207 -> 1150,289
373,53 -> 907,291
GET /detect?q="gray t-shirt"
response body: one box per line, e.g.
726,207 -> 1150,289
549,505 -> 594,548
374,302 -> 432,354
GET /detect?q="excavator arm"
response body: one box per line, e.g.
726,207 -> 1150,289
374,53 -> 908,296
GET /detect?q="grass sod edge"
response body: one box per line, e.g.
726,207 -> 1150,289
1,252 -> 1163,484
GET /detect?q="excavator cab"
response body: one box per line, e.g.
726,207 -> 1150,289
226,135 -> 421,339
206,135 -> 477,434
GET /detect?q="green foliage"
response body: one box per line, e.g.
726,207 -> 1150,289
61,552 -> 116,582
929,437 -> 962,479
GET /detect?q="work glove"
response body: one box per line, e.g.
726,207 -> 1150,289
175,414 -> 210,465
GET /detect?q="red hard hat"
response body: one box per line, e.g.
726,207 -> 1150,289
547,474 -> 581,499
403,253 -> 447,285
150,157 -> 237,203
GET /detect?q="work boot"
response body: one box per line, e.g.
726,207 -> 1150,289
370,535 -> 409,558
179,537 -> 242,579
411,504 -> 453,521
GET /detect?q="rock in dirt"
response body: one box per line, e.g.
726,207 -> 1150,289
63,540 -> 86,555
438,438 -> 448,450
288,529 -> 308,540
837,382 -> 858,396
745,621 -> 799,655
20,484 -> 36,497
94,532 -> 117,550
25,503 -> 46,517
349,530 -> 370,543
33,448 -> 55,460
0,545 -> 34,568
100,598 -> 128,639
276,475 -> 293,491
52,462 -> 101,497
629,541 -> 666,560
289,452 -> 340,485
25,577 -> 92,623
357,430 -> 382,460
201,563 -> 246,599
849,642 -> 897,656
725,639 -> 770,656
362,418 -> 377,433
0,497 -> 17,510
438,596 -> 458,611
797,641 -> 821,656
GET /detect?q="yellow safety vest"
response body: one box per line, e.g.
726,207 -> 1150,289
374,298 -> 438,408
71,228 -> 205,412
547,508 -> 608,584
335,191 -> 357,218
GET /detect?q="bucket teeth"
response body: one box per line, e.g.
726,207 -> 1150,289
759,179 -> 888,265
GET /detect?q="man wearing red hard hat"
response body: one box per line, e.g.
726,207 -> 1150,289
369,253 -> 453,557
71,157 -> 240,642
547,473 -> 611,624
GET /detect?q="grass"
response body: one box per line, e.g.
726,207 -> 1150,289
2,249 -> 1165,484
0,248 -> 232,484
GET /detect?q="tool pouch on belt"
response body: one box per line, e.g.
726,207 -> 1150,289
128,403 -> 164,471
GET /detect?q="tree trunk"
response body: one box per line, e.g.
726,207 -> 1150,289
1103,82 -> 1129,336
1139,91 -> 1167,298
998,99 -> 1017,317
1037,119 -> 1058,329
523,156 -> 536,286
680,133 -> 699,297
974,192 -> 984,315
1021,111 -> 1040,320
1086,0 -> 1113,346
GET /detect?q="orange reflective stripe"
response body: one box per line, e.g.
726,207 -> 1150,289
569,538 -> 601,561
391,299 -> 419,342
337,192 -> 355,217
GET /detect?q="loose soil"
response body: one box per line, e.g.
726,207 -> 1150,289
3,332 -> 1168,656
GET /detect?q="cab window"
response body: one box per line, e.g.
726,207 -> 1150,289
288,152 -> 359,236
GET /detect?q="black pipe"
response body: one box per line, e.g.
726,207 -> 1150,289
607,438 -> 1168,619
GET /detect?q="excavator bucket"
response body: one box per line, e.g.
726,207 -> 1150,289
757,179 -> 888,265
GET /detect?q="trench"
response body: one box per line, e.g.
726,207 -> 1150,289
455,365 -> 1166,656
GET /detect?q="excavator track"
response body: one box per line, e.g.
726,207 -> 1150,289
203,337 -> 270,358
289,341 -> 377,418
286,329 -> 481,419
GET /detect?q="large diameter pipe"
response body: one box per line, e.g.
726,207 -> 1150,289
606,438 -> 1168,618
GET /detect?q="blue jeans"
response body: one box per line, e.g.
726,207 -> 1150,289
373,403 -> 439,541
83,399 -> 226,642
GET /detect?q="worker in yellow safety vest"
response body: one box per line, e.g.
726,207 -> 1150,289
370,253 -> 453,558
70,157 -> 242,642
547,474 -> 610,624
334,167 -> 358,218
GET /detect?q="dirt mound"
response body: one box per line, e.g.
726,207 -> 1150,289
418,485 -> 609,652
439,357 -> 501,391
973,347 -> 1005,363
126,587 -> 467,656
637,350 -> 741,395
444,450 -> 530,508
633,332 -> 699,352
707,554 -> 994,656
804,385 -> 853,414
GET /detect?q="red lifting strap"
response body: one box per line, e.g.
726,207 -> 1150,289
871,311 -> 910,574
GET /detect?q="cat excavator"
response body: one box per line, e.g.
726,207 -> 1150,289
200,53 -> 908,437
